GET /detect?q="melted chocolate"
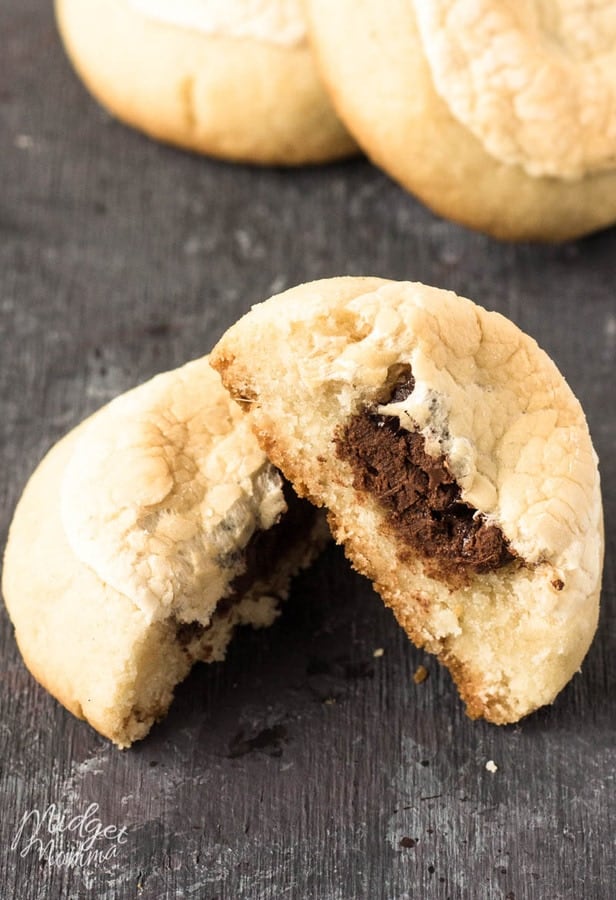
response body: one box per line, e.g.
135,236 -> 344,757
335,369 -> 514,578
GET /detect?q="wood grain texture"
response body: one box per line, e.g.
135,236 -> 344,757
1,2 -> 614,898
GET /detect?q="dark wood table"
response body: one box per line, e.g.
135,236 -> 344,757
1,3 -> 614,898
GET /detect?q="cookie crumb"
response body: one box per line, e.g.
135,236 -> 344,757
413,665 -> 429,684
485,759 -> 498,773
15,134 -> 34,150
373,647 -> 384,658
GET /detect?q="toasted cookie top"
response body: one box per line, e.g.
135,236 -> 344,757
61,357 -> 285,623
413,0 -> 616,178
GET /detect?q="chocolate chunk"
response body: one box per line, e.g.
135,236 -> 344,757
335,373 -> 514,578
175,621 -> 206,646
387,364 -> 415,403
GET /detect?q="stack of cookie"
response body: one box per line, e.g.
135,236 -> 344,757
55,0 -> 616,240
3,279 -> 604,746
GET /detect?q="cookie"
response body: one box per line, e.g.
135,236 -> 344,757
2,357 -> 327,747
211,277 -> 604,723
304,1 -> 616,240
55,0 -> 356,165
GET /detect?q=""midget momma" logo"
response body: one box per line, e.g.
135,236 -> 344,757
11,802 -> 128,869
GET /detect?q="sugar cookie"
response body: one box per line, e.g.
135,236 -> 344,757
2,357 -> 326,746
305,1 -> 616,239
56,0 -> 356,164
211,277 -> 604,722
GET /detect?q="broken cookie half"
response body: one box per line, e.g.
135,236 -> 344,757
211,277 -> 604,724
2,357 -> 327,747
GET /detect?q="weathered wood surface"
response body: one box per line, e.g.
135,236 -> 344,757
1,2 -> 614,898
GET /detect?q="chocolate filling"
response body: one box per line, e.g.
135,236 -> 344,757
335,366 -> 514,578
175,479 -> 318,648
217,480 -> 317,613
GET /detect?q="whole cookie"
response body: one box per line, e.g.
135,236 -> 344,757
55,0 -> 356,165
211,277 -> 604,723
305,0 -> 616,240
2,357 -> 326,747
